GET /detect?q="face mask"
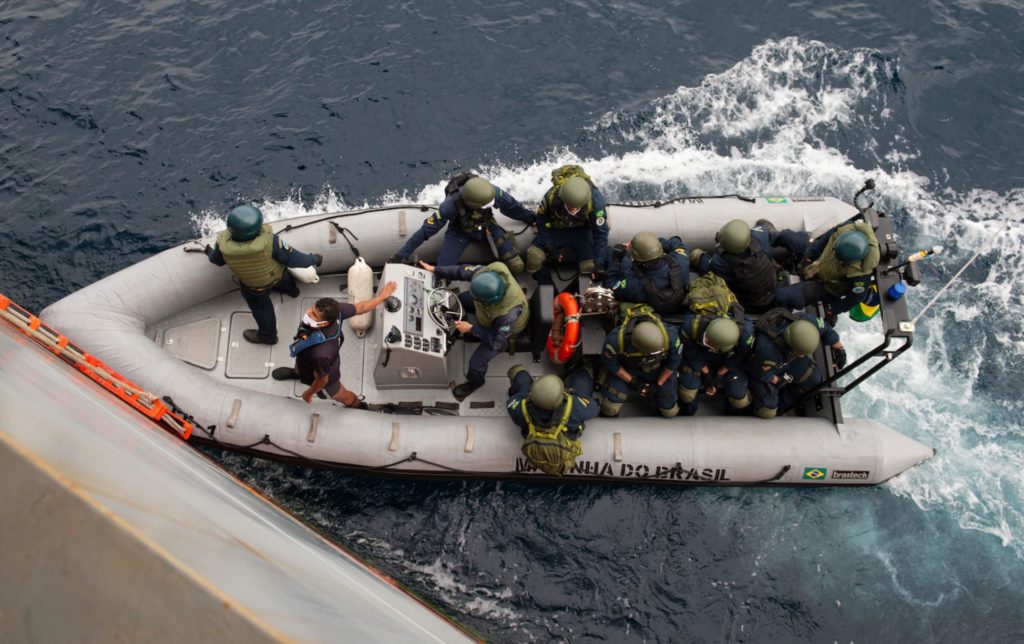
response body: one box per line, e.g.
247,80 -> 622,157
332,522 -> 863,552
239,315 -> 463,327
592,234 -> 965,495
302,312 -> 328,328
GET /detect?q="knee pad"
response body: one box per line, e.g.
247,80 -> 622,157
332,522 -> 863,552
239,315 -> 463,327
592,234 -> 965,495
525,246 -> 546,273
729,392 -> 751,409
754,405 -> 777,419
600,399 -> 623,417
659,404 -> 680,418
678,386 -> 699,404
504,255 -> 525,275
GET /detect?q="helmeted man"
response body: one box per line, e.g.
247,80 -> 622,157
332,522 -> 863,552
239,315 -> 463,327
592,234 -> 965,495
271,286 -> 396,406
677,314 -> 754,416
746,308 -> 847,419
524,165 -> 610,284
773,220 -> 880,316
690,219 -> 809,313
604,232 -> 691,314
599,314 -> 683,418
389,174 -> 534,273
420,260 -> 530,401
207,205 -> 322,345
506,367 -> 600,475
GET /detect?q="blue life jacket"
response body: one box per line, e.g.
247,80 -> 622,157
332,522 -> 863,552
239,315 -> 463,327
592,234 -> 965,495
289,324 -> 342,358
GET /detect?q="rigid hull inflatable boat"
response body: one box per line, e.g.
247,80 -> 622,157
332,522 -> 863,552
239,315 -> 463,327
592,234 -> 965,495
41,194 -> 934,485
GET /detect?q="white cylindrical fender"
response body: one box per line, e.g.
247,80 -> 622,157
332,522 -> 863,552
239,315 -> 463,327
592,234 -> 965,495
287,265 -> 320,284
347,257 -> 374,337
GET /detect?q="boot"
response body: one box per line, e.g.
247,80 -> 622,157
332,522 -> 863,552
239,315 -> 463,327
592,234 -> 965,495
243,329 -> 277,345
272,367 -> 298,380
452,380 -> 484,402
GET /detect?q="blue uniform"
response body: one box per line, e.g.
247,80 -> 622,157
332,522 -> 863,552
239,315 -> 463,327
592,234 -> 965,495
528,184 -> 610,283
395,186 -> 534,266
600,322 -> 683,417
435,264 -> 526,385
604,237 -> 691,313
208,235 -> 318,344
746,312 -> 840,418
507,369 -> 600,440
677,313 -> 754,415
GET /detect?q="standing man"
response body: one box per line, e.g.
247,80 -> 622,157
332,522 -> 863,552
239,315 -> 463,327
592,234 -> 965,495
388,174 -> 535,273
524,165 -> 610,284
506,366 -> 600,475
207,205 -> 322,345
272,284 -> 397,406
604,232 -> 690,314
419,260 -> 529,402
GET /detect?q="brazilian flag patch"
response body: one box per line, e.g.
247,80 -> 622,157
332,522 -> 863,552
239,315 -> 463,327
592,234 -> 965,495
803,467 -> 827,480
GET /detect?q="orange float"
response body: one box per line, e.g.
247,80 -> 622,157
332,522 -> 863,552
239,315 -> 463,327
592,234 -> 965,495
546,292 -> 581,365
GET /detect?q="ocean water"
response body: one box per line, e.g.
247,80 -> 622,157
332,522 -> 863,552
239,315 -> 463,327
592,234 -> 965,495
2,1 -> 1023,641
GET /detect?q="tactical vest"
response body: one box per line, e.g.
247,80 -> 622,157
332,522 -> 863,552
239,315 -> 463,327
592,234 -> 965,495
721,237 -> 776,307
445,172 -> 496,234
804,222 -> 880,296
217,225 -> 285,289
541,185 -> 594,229
520,396 -> 582,476
473,262 -> 530,335
616,305 -> 670,371
636,258 -> 688,313
288,323 -> 342,358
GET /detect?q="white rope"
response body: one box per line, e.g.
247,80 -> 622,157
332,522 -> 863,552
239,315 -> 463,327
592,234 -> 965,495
911,215 -> 1017,325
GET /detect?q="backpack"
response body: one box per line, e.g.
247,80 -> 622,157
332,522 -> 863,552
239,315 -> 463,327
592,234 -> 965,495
520,399 -> 582,475
754,307 -> 802,354
549,164 -> 592,188
615,302 -> 669,352
444,171 -> 477,198
686,273 -> 744,319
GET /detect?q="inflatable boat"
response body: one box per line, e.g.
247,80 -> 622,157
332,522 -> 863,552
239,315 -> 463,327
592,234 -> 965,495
40,192 -> 934,485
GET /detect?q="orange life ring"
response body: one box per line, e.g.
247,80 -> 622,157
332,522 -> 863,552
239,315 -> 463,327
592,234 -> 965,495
546,292 -> 581,365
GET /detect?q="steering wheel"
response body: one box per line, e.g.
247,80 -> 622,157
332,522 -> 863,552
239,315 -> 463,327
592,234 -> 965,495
426,287 -> 464,334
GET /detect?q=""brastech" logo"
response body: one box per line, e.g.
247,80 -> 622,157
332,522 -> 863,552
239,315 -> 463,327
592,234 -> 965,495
831,470 -> 870,480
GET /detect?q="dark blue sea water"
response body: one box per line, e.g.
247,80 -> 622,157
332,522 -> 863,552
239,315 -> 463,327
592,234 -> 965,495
3,1 -> 1023,641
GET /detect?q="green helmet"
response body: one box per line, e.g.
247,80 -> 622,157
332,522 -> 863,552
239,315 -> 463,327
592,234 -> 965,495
834,230 -> 870,263
470,270 -> 506,305
704,317 -> 740,352
559,177 -> 591,210
631,321 -> 667,354
630,232 -> 663,263
530,374 -> 565,411
718,219 -> 751,254
783,319 -> 820,356
227,205 -> 263,242
461,177 -> 495,209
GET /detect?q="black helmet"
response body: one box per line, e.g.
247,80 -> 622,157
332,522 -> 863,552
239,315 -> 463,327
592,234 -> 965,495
227,205 -> 263,242
718,219 -> 751,254
470,270 -> 506,305
461,177 -> 496,209
834,230 -> 870,263
630,232 -> 663,263
530,375 -> 565,411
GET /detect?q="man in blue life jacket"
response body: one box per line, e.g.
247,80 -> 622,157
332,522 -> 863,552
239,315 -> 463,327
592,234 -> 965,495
271,285 -> 396,406
772,220 -> 880,317
506,366 -> 600,475
746,308 -> 847,419
419,260 -> 529,402
600,315 -> 683,418
676,314 -> 754,415
524,165 -> 610,284
689,219 -> 809,313
388,174 -> 535,273
604,232 -> 691,314
206,205 -> 323,345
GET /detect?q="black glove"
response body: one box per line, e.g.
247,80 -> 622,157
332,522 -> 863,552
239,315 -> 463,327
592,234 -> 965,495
832,346 -> 848,370
314,253 -> 324,267
612,244 -> 627,262
203,244 -> 213,256
386,254 -> 406,265
629,377 -> 644,392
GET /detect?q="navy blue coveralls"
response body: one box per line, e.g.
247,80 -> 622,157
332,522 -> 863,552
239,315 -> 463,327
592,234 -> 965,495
604,237 -> 691,313
208,237 -> 319,344
394,187 -> 535,265
435,264 -> 526,385
677,313 -> 754,415
747,312 -> 840,417
600,323 -> 683,416
529,185 -> 610,284
506,369 -> 600,439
